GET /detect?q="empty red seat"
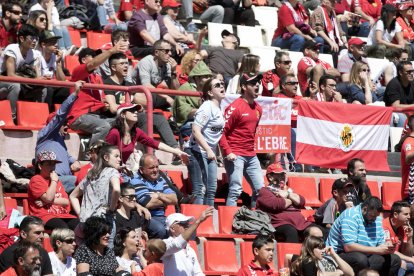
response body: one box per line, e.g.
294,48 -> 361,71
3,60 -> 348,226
367,180 -> 381,199
68,29 -> 82,48
319,178 -> 335,202
86,32 -> 111,50
218,206 -> 239,234
0,100 -> 15,128
181,204 -> 215,235
164,205 -> 175,217
288,177 -> 322,207
381,181 -> 403,210
276,242 -> 302,270
16,101 -> 49,129
203,240 -> 239,274
166,170 -> 187,193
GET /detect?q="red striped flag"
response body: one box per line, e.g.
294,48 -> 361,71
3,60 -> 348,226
295,101 -> 392,171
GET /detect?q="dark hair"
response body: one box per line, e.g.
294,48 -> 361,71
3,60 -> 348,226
153,39 -> 170,54
274,51 -> 289,64
83,216 -> 112,249
386,48 -> 409,61
13,241 -> 42,264
111,30 -> 129,44
19,216 -> 43,234
121,183 -> 135,195
86,145 -> 119,180
2,1 -> 22,18
201,77 -> 219,101
112,110 -> 139,144
346,158 -> 364,177
252,234 -> 274,254
408,115 -> 414,131
380,4 -> 396,32
26,10 -> 47,30
17,24 -> 39,40
109,52 -> 127,67
318,74 -> 336,88
397,61 -> 413,77
114,227 -> 134,256
291,236 -> 325,275
391,200 -> 410,215
279,73 -> 296,89
361,196 -> 383,213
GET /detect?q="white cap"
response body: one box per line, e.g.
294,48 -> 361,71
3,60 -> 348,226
165,213 -> 195,229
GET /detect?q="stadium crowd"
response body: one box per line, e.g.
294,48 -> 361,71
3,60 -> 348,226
1,0 -> 414,275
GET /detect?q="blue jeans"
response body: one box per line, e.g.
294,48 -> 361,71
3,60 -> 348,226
272,34 -> 324,52
224,155 -> 264,207
398,261 -> 414,276
58,175 -> 76,194
187,148 -> 218,206
53,26 -> 72,50
358,21 -> 370,37
148,216 -> 168,239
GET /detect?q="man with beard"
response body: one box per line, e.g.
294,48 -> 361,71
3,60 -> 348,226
347,158 -> 371,206
0,1 -> 22,50
0,242 -> 42,276
326,196 -> 401,275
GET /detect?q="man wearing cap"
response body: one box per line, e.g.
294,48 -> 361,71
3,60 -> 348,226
35,81 -> 83,194
297,40 -> 340,97
338,37 -> 367,82
198,29 -> 244,84
314,178 -> 354,229
67,40 -> 128,146
256,162 -> 311,242
261,51 -> 293,97
0,1 -> 22,49
220,73 -> 264,207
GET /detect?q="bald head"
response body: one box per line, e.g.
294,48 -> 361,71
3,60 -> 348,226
139,154 -> 160,182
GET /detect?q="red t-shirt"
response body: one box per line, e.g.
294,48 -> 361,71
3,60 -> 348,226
74,163 -> 93,186
401,137 -> 414,200
276,93 -> 302,128
237,261 -> 274,276
274,3 -> 308,39
352,0 -> 381,21
28,175 -> 76,223
219,97 -> 262,156
261,70 -> 280,97
382,217 -> 405,253
0,267 -> 18,276
297,57 -> 331,95
118,0 -> 143,21
67,64 -> 106,126
0,20 -> 18,49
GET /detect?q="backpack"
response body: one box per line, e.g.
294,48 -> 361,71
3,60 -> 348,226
5,159 -> 34,179
232,206 -> 276,236
57,4 -> 90,28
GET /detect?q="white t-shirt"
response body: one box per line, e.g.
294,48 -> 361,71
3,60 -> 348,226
367,20 -> 402,45
0,44 -> 42,74
187,100 -> 225,153
48,252 -> 77,276
40,53 -> 57,78
116,256 -> 142,273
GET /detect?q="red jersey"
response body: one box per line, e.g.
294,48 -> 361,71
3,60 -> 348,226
237,261 -> 274,276
382,217 -> 405,253
401,136 -> 414,201
298,57 -> 331,96
0,20 -> 18,49
274,3 -> 308,39
276,93 -> 302,128
352,0 -> 381,21
261,70 -> 280,97
219,97 -> 262,156
28,175 -> 76,223
118,0 -> 143,21
0,267 -> 18,276
67,64 -> 106,125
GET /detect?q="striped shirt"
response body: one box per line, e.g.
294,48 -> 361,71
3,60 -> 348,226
326,205 -> 385,253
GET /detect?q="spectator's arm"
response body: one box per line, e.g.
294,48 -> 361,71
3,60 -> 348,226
354,7 -> 375,25
104,94 -> 119,114
158,192 -> 178,206
341,73 -> 350,82
139,30 -> 157,46
287,192 -> 304,208
256,188 -> 290,213
76,263 -> 90,274
181,207 -> 214,241
4,56 -> 18,77
325,67 -> 341,77
391,100 -> 414,111
405,150 -> 414,165
86,41 -> 127,72
69,184 -> 83,216
55,52 -> 66,81
163,17 -> 193,43
375,30 -> 403,49
109,175 -> 121,212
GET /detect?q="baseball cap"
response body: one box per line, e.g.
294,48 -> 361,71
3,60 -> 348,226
39,30 -> 62,43
37,150 -> 62,163
348,37 -> 366,47
266,163 -> 285,175
78,47 -> 102,63
331,178 -> 354,192
398,2 -> 414,10
166,213 -> 195,229
303,40 -> 322,50
221,30 -> 240,46
162,0 -> 181,8
239,73 -> 263,85
116,103 -> 143,116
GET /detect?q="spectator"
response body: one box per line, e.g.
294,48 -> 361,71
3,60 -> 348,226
326,196 -> 401,275
271,0 -> 324,52
26,10 -> 49,34
129,154 -> 178,239
382,201 -> 414,276
114,227 -> 146,273
173,60 -> 212,139
0,241 -> 42,276
48,228 -> 77,276
127,0 -> 183,58
384,61 -> 414,112
74,140 -> 108,186
401,115 -> 414,204
262,51 -> 293,97
291,236 -> 354,276
162,0 -> 196,52
396,3 -> 414,45
35,81 -> 83,194
226,54 -> 261,95
69,145 -> 122,246
314,178 -> 354,229
28,150 -> 79,231
181,0 -> 224,27
117,0 -> 143,23
73,216 -> 121,275
338,37 -> 367,82
346,158 -> 371,206
0,24 -> 42,120
178,50 -> 202,85
66,41 -> 128,146
185,77 -> 225,206
298,40 -> 340,97
256,162 -> 311,242
347,61 -> 379,104
353,0 -> 382,37
198,29 -> 243,85
115,184 -> 148,232
105,103 -> 186,165
134,39 -> 179,110
0,1 -> 22,50
221,0 -> 255,26
219,73 -> 265,207
136,238 -> 164,275
314,74 -> 343,102
75,0 -> 119,31
237,234 -> 275,276
0,216 -> 53,275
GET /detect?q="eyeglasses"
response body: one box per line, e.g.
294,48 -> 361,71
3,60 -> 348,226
361,69 -> 371,72
326,83 -> 337,88
156,48 -> 172,54
213,82 -> 224,88
38,17 -> 47,22
26,36 -> 39,42
122,194 -> 136,201
281,60 -> 292,65
125,108 -> 140,113
154,0 -> 162,3
10,10 -> 22,15
405,69 -> 414,74
285,81 -> 299,86
62,238 -> 75,244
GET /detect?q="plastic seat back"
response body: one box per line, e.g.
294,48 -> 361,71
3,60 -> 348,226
218,206 -> 239,234
288,176 -> 322,207
203,240 -> 239,273
86,32 -> 111,50
181,204 -> 215,235
0,100 -> 15,127
319,178 -> 335,202
276,242 -> 302,269
16,101 -> 49,129
381,181 -> 403,210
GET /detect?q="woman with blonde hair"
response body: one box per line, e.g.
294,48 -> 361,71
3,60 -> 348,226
178,50 -> 203,85
226,54 -> 261,94
49,228 -> 77,276
347,61 -> 379,104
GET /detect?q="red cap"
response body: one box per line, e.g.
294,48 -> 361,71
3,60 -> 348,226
348,37 -> 366,46
117,103 -> 143,116
398,2 -> 414,10
266,163 -> 285,175
162,0 -> 181,8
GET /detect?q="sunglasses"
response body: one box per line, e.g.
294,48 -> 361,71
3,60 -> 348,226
156,48 -> 172,54
38,17 -> 47,22
10,10 -> 22,15
405,69 -> 414,74
62,238 -> 75,244
285,81 -> 299,86
361,69 -> 370,72
281,60 -> 292,65
122,194 -> 136,201
213,82 -> 224,88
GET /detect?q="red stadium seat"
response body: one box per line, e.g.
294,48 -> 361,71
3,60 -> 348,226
288,177 -> 322,207
166,170 -> 187,193
218,206 -> 239,234
43,237 -> 54,252
181,204 -> 215,235
319,178 -> 335,202
0,100 -> 15,127
86,32 -> 111,50
164,205 -> 175,217
276,243 -> 302,270
4,198 -> 17,210
68,29 -> 82,48
64,55 -> 80,75
16,101 -> 49,129
367,180 -> 381,199
300,209 -> 316,222
203,240 -> 239,274
381,181 -> 403,210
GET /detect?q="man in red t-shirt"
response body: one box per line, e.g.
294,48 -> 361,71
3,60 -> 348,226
118,0 -> 143,22
261,51 -> 293,97
237,235 -> 275,276
220,73 -> 264,207
401,115 -> 414,203
0,1 -> 22,50
297,40 -> 340,97
353,0 -> 382,37
67,41 -> 128,146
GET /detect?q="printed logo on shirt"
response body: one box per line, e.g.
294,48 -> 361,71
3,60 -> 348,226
224,106 -> 236,123
210,126 -> 224,133
242,113 -> 249,116
406,144 -> 412,151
